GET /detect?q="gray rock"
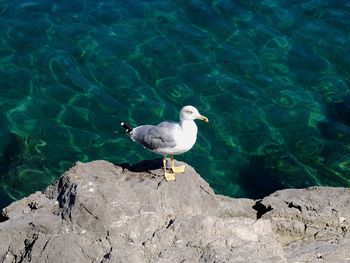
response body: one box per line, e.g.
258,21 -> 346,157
0,160 -> 349,262
258,187 -> 350,262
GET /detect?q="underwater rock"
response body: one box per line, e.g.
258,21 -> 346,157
0,160 -> 349,262
0,132 -> 49,207
325,95 -> 350,127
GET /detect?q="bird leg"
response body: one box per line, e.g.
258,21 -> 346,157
163,157 -> 176,181
171,156 -> 186,174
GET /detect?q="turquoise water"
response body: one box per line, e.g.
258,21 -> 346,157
1,0 -> 350,209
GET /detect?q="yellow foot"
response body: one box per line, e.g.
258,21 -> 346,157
171,165 -> 186,174
164,172 -> 176,181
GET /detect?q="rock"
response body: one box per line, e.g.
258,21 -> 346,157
0,160 -> 349,262
258,187 -> 350,262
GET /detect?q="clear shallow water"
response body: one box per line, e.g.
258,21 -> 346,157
1,0 -> 350,209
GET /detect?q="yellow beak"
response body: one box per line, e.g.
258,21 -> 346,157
199,115 -> 209,122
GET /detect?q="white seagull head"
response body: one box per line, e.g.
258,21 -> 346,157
179,105 -> 209,122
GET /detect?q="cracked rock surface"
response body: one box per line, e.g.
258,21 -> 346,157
0,160 -> 349,262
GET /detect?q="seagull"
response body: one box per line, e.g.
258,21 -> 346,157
121,105 -> 209,181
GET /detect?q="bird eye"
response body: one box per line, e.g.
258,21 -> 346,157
187,110 -> 193,114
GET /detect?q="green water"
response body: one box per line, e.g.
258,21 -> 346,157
1,0 -> 350,209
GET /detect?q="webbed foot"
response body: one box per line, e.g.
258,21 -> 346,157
171,165 -> 186,174
164,171 -> 176,181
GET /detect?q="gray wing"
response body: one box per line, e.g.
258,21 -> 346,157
131,121 -> 179,150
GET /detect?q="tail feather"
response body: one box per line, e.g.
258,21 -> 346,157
120,121 -> 133,134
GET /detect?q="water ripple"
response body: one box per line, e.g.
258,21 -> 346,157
0,0 -> 350,208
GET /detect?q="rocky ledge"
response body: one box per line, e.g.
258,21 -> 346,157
0,160 -> 349,263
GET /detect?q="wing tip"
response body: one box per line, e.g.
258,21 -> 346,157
120,121 -> 133,134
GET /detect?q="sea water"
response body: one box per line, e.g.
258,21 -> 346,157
0,0 -> 350,209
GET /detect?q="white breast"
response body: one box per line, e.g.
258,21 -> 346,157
172,120 -> 198,155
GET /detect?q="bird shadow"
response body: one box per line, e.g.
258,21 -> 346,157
119,159 -> 163,173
